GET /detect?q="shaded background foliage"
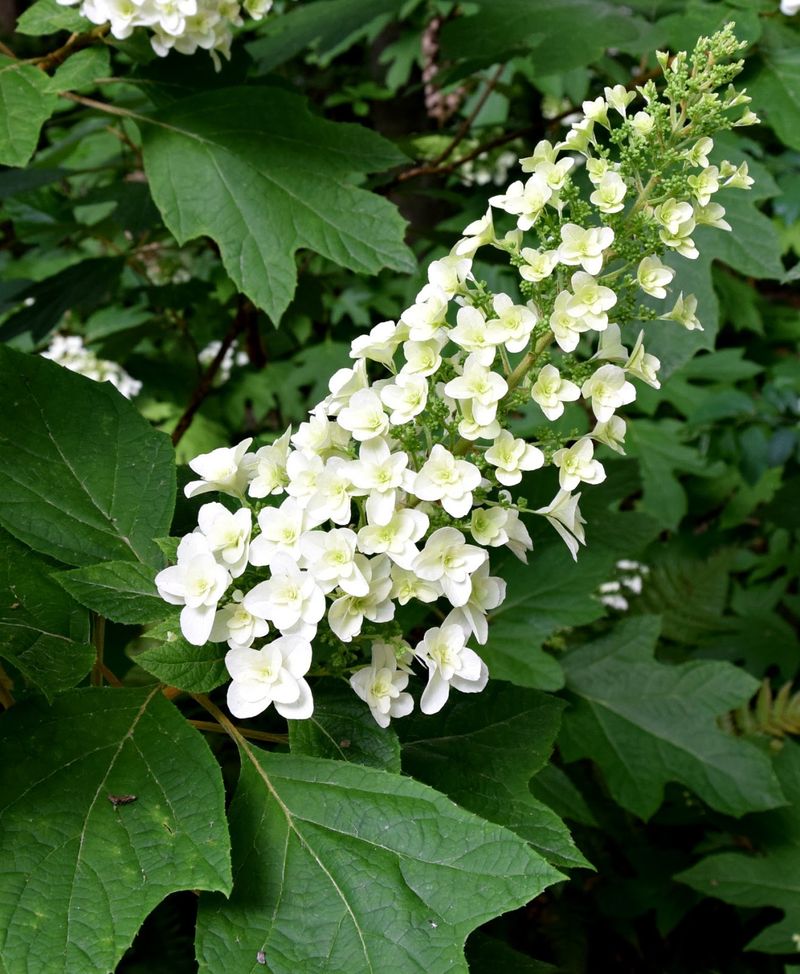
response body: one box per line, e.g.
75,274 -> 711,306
0,1 -> 799,972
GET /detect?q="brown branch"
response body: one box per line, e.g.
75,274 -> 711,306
395,124 -> 535,184
0,40 -> 18,59
189,719 -> 288,745
34,24 -> 110,72
99,662 -> 124,687
0,662 -> 15,709
171,299 -> 254,447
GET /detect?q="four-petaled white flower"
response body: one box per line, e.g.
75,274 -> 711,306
661,292 -> 702,330
380,373 -> 428,425
412,444 -> 482,518
184,438 -> 252,499
488,294 -> 538,353
552,437 -> 606,491
581,364 -> 637,421
243,554 -> 325,639
155,534 -> 231,645
444,354 -> 508,427
225,635 -> 313,719
350,642 -> 414,728
637,255 -> 675,299
414,625 -> 489,715
531,364 -> 581,420
557,223 -> 614,275
485,429 -> 545,486
413,526 -> 487,608
337,388 -> 390,441
196,502 -> 252,578
347,437 -> 410,525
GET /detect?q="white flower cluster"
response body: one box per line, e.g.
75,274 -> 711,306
597,559 -> 650,612
41,334 -> 141,399
199,340 -> 249,386
155,34 -> 756,727
56,0 -> 273,64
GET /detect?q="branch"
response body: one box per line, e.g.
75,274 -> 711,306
171,298 -> 254,447
189,718 -> 288,745
0,662 -> 15,709
31,24 -> 110,72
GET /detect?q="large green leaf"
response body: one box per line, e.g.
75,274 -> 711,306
0,57 -> 57,167
195,745 -> 562,974
0,526 -> 93,698
0,346 -> 175,568
441,0 -> 646,73
400,682 -> 589,869
141,87 -> 414,323
135,621 -> 228,693
559,616 -> 785,820
56,560 -> 171,625
0,687 -> 231,974
751,41 -> 800,153
678,742 -> 800,954
289,679 -> 401,771
15,0 -> 87,35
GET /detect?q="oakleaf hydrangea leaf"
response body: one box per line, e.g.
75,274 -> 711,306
196,746 -> 562,974
559,616 -> 785,819
0,688 -> 232,974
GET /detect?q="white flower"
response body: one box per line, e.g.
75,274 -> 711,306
519,139 -> 557,169
390,564 -> 441,605
284,450 -> 324,506
654,199 -> 694,235
336,388 -> 390,442
357,508 -> 428,569
550,290 -> 592,353
557,223 -> 614,275
661,292 -> 702,330
722,161 -> 753,189
488,293 -> 538,353
350,642 -> 414,728
155,534 -> 231,645
625,332 -> 661,389
412,526 -> 487,608
380,373 -> 428,425
684,136 -> 713,167
630,110 -> 654,136
400,284 -> 448,341
196,501 -> 251,577
414,625 -> 488,715
687,165 -> 720,206
449,305 -> 505,365
552,437 -> 606,491
592,322 -> 629,362
453,208 -> 495,257
519,247 -> 559,283
347,437 -> 410,525
586,157 -> 611,186
581,364 -> 637,422
590,172 -> 627,214
533,157 -> 575,195
323,360 -> 369,416
485,429 -> 544,486
695,202 -> 731,231
457,398 -> 502,442
400,336 -> 445,377
304,457 -> 354,527
247,428 -> 291,498
637,255 -> 675,299
299,528 -> 369,596
489,173 -> 552,230
603,84 -> 636,117
566,271 -> 616,328
530,364 -> 581,420
327,555 -> 394,642
443,354 -> 508,426
592,415 -> 627,454
243,554 -> 325,638
534,489 -> 586,560
444,562 -> 506,644
248,497 -> 306,566
292,410 -> 350,459
582,96 -> 609,127
210,590 -> 269,649
225,635 -> 313,720
427,255 -> 472,297
412,444 -> 482,519
184,438 -> 253,499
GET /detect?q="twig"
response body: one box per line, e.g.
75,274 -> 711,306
395,124 -> 534,184
171,299 -> 254,447
33,24 -> 110,72
0,40 -> 18,59
189,719 -> 288,745
99,662 -> 124,687
0,662 -> 15,709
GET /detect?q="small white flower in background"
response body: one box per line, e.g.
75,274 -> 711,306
350,642 -> 414,728
225,635 -> 313,720
688,165 -> 720,206
469,506 -> 532,562
184,438 -> 253,499
592,415 -> 627,454
155,534 -> 231,645
531,364 -> 581,420
305,457 -> 353,527
722,161 -> 753,190
427,255 -> 472,297
390,565 -> 441,605
401,285 -> 448,341
661,292 -> 702,330
453,209 -> 495,257
552,438 -> 606,491
684,136 -> 713,168
41,333 -> 142,399
415,625 -> 489,715
485,429 -> 544,486
581,364 -> 637,421
637,255 -> 675,298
